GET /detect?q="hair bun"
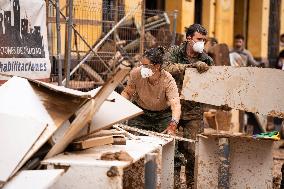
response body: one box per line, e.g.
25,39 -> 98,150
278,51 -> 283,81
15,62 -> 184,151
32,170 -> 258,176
157,46 -> 165,55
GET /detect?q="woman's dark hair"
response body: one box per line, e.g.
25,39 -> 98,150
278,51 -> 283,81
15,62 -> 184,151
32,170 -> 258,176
143,46 -> 165,65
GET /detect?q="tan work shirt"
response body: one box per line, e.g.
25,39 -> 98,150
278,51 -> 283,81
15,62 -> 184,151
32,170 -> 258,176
122,67 -> 179,112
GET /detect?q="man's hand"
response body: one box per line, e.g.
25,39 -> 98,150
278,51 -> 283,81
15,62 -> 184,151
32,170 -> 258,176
162,120 -> 178,135
194,61 -> 209,73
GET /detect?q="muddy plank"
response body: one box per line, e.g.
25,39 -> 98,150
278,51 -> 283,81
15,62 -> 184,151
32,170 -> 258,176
70,136 -> 114,150
181,67 -> 284,118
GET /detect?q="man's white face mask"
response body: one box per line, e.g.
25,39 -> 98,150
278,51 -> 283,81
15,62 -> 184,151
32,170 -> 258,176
192,41 -> 205,53
140,66 -> 154,78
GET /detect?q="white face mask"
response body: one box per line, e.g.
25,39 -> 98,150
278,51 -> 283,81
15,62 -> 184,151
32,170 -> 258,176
192,41 -> 205,53
140,66 -> 154,78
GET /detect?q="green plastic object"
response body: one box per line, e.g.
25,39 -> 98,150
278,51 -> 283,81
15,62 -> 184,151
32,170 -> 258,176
254,131 -> 280,140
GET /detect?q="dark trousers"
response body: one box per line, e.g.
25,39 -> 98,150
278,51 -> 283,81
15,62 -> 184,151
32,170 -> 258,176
177,119 -> 203,188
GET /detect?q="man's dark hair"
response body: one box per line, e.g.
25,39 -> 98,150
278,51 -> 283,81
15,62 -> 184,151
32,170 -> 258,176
144,46 -> 165,65
234,34 -> 245,40
185,24 -> 207,37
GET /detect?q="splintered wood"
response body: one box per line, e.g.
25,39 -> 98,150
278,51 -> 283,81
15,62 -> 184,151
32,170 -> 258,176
181,67 -> 284,118
114,124 -> 196,143
45,67 -> 131,159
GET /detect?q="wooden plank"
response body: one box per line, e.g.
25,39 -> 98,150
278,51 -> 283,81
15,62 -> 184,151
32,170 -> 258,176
70,136 -> 114,150
230,109 -> 240,133
3,170 -> 64,189
113,135 -> 127,145
79,90 -> 143,136
12,78 -> 92,175
51,87 -> 143,143
68,80 -> 100,89
0,77 -> 49,182
75,129 -> 126,142
80,64 -> 104,83
181,67 -> 284,118
45,67 -> 131,158
0,115 -> 47,182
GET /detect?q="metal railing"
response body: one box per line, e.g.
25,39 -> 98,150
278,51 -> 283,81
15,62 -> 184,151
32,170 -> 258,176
47,0 -> 178,91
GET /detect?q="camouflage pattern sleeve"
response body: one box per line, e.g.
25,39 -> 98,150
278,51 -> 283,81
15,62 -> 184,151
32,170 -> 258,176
163,45 -> 188,76
199,53 -> 214,66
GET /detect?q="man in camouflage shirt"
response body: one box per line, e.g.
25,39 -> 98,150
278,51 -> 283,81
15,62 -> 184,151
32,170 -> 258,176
164,24 -> 213,188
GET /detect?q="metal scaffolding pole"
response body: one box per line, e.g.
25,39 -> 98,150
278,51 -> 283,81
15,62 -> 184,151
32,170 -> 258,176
61,2 -> 142,84
64,0 -> 73,87
56,0 -> 63,85
171,10 -> 178,46
139,0 -> 145,54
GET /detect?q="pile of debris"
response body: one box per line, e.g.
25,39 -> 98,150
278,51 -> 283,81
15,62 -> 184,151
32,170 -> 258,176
69,12 -> 183,91
0,64 -> 159,188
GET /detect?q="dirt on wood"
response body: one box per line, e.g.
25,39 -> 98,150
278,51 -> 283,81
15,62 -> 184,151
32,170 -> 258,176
100,151 -> 133,162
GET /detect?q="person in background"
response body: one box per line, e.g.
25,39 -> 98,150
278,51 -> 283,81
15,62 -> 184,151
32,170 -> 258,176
230,34 -> 262,67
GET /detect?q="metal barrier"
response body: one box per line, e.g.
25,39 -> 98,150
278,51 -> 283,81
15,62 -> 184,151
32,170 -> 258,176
46,0 -> 179,91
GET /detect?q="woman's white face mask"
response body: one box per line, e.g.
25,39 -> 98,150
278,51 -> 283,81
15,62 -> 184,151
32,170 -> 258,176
140,66 -> 154,78
192,41 -> 205,53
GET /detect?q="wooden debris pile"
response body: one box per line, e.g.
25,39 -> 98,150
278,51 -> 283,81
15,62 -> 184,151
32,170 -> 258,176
0,62 -> 147,188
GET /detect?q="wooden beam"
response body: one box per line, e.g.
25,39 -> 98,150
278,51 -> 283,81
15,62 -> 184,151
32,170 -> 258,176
68,80 -> 102,89
80,64 -> 104,83
181,67 -> 284,118
45,67 -> 131,158
70,136 -> 114,150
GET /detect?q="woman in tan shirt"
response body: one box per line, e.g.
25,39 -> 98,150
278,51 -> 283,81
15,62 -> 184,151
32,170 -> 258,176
121,47 -> 181,134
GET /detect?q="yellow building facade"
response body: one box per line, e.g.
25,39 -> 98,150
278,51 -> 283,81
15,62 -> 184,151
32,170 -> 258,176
49,0 -> 284,60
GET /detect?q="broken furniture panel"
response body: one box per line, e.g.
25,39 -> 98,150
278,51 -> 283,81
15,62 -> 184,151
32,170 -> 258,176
2,170 -> 64,189
45,67 -> 131,159
41,136 -> 174,189
52,88 -> 143,141
0,77 -> 49,182
195,134 -> 274,188
181,67 -> 284,118
11,78 -> 93,175
0,114 -> 47,183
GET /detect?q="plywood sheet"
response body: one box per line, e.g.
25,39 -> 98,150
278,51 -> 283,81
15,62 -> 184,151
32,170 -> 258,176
80,90 -> 143,135
0,77 -> 50,182
10,77 -> 89,175
0,115 -> 47,182
3,170 -> 64,189
53,90 -> 143,142
45,68 -> 131,158
181,67 -> 284,118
